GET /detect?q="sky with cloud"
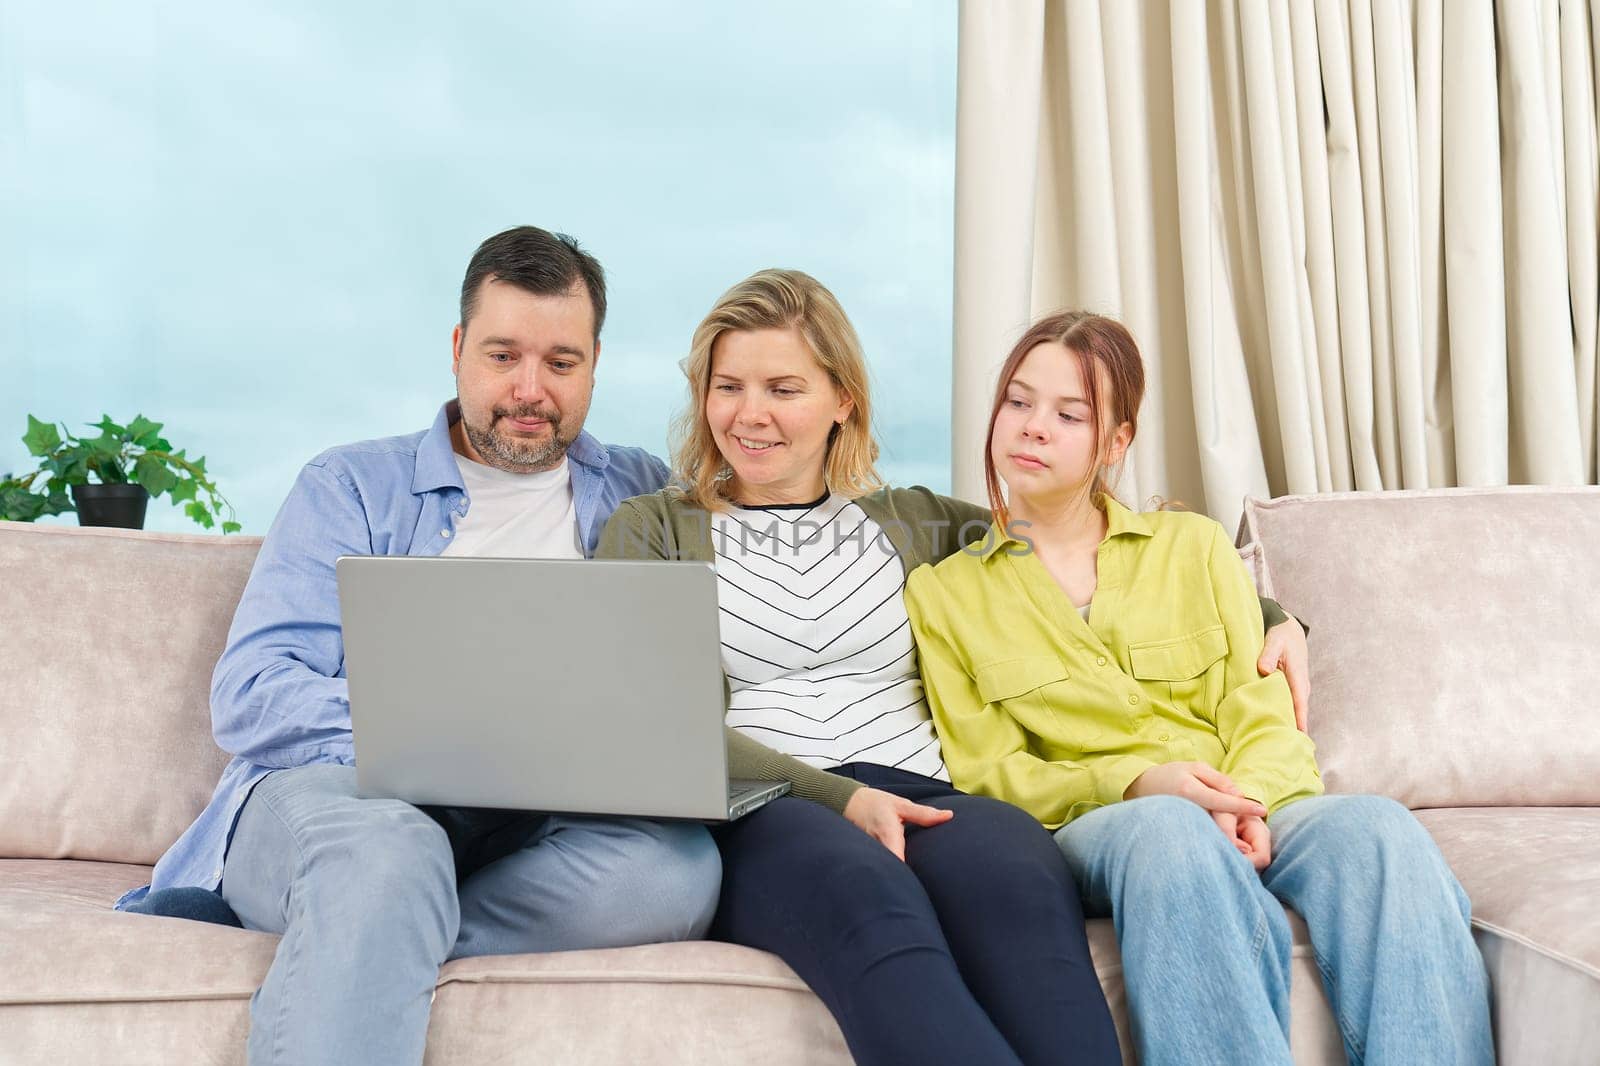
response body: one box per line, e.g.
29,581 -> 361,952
1,1 -> 957,534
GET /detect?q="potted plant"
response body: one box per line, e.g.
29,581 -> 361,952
0,414 -> 241,532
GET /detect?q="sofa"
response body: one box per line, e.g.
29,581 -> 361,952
1,485 -> 1595,1064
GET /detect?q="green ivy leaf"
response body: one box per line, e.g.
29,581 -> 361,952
168,478 -> 198,503
222,521 -> 242,534
23,416 -> 62,458
87,433 -> 123,458
0,482 -> 71,522
133,453 -> 180,496
91,414 -> 124,437
0,484 -> 42,521
183,500 -> 215,529
127,415 -> 164,448
90,453 -> 129,483
47,454 -> 90,483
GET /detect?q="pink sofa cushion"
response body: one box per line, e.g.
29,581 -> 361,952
1241,486 -> 1600,808
0,524 -> 260,864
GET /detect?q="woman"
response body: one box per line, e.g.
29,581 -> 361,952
599,271 -> 1303,1065
598,269 -> 1112,1065
904,311 -> 1494,1066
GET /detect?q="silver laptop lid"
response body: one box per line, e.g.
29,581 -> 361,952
337,556 -> 731,820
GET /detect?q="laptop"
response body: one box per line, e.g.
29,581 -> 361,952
336,556 -> 789,821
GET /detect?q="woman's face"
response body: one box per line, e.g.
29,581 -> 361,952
706,326 -> 854,506
990,341 -> 1124,510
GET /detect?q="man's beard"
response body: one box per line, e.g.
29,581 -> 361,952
461,403 -> 571,472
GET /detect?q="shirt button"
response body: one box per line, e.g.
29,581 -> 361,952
1128,694 -> 1140,705
1159,732 -> 1170,741
440,529 -> 451,538
1096,656 -> 1108,667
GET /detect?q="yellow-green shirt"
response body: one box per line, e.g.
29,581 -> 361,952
904,497 -> 1322,829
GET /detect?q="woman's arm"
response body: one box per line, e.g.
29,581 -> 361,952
1205,523 -> 1324,814
595,498 -> 865,814
723,728 -> 862,812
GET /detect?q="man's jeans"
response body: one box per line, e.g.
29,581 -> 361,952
1055,794 -> 1493,1066
220,764 -> 721,1066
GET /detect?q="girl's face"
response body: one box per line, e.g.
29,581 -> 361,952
706,326 -> 854,506
990,341 -> 1128,511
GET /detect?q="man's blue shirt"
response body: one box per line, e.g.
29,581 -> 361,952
117,401 -> 669,908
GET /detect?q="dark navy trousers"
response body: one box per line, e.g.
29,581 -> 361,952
710,763 -> 1120,1066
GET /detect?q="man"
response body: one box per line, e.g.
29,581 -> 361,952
116,226 -> 721,1066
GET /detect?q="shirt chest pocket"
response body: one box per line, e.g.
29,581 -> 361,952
1127,624 -> 1228,716
975,655 -> 1072,707
973,655 -> 1077,738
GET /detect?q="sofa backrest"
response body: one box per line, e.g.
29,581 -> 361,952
1242,486 -> 1600,809
0,522 -> 262,863
8,487 -> 1594,863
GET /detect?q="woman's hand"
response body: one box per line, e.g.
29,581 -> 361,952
1235,814 -> 1273,871
842,787 -> 954,861
1211,810 -> 1251,857
1125,761 -> 1267,818
1258,615 -> 1311,732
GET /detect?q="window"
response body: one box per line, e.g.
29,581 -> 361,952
2,3 -> 957,530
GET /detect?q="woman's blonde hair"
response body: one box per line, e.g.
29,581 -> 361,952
671,268 -> 882,510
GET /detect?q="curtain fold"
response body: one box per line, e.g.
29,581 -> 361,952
954,0 -> 1600,531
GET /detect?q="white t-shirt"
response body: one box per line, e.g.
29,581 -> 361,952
442,455 -> 583,559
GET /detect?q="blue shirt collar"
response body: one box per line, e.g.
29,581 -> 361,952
411,400 -> 610,496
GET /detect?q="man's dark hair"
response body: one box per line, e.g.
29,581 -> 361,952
458,226 -> 607,340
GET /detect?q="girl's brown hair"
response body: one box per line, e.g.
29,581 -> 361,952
984,311 -> 1146,527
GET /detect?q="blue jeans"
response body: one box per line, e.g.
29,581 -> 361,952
1055,794 -> 1493,1066
220,764 -> 721,1066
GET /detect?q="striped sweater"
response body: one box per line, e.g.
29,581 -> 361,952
713,493 -> 948,780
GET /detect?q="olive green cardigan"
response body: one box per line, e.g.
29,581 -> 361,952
596,486 -> 1288,815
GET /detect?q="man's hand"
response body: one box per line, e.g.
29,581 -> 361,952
1259,615 -> 1311,732
1124,762 -> 1268,818
1236,814 -> 1273,872
842,787 -> 954,861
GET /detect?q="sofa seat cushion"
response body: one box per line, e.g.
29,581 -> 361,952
0,859 -> 854,1064
1,858 -> 1351,1064
0,859 -> 273,1004
1416,807 -> 1600,1065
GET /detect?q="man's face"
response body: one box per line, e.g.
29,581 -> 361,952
451,278 -> 598,473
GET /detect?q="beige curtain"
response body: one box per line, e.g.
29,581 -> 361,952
953,0 -> 1598,531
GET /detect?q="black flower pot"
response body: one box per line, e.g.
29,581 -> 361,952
71,483 -> 150,529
